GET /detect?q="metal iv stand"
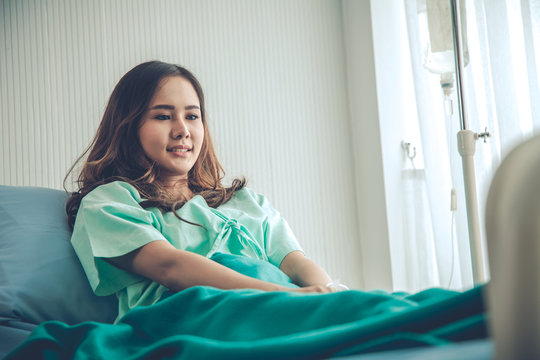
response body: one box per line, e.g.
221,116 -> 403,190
450,0 -> 490,284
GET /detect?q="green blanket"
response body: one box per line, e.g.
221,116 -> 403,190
6,255 -> 487,359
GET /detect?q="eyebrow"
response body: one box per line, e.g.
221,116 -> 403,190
149,104 -> 200,111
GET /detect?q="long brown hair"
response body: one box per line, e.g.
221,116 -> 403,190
65,61 -> 245,229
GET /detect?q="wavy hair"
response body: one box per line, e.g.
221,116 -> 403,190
65,61 -> 245,229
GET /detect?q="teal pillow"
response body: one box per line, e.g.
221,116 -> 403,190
0,185 -> 118,325
210,252 -> 298,288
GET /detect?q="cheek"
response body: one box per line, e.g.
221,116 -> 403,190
138,130 -> 151,154
139,132 -> 158,158
139,125 -> 163,152
193,124 -> 205,150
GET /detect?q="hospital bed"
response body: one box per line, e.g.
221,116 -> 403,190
2,134 -> 539,359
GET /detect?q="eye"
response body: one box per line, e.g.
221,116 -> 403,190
154,114 -> 171,120
186,114 -> 200,120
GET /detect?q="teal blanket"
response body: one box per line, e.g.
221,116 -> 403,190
7,255 -> 487,359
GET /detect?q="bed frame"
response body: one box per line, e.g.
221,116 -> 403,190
486,134 -> 540,359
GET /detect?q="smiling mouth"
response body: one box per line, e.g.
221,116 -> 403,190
167,148 -> 190,153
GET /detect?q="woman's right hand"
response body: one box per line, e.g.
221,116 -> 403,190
289,284 -> 335,293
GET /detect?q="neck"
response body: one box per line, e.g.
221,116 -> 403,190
161,178 -> 193,200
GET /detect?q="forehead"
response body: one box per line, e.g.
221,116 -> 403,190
149,76 -> 200,106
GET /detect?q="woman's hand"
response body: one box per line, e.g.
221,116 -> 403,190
290,284 -> 335,294
279,252 -> 350,293
279,251 -> 333,288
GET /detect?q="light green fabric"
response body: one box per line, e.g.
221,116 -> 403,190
71,181 -> 302,322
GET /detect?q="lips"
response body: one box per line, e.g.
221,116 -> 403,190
168,148 -> 189,153
167,145 -> 192,152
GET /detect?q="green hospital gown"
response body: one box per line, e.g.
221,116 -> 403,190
71,181 -> 303,322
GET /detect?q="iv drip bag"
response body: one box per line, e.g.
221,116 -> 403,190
417,0 -> 469,75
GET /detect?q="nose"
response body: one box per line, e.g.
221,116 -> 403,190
171,118 -> 190,139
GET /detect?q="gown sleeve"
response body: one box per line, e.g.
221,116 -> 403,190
247,189 -> 304,267
71,181 -> 167,296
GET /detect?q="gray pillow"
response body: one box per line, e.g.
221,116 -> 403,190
0,185 -> 117,325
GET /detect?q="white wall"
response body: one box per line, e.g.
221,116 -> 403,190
0,0 -> 364,288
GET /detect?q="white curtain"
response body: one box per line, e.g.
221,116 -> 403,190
400,0 -> 540,291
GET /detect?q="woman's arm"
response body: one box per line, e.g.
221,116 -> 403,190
279,250 -> 333,287
108,240 -> 332,293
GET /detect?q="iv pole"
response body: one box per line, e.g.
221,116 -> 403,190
449,0 -> 489,284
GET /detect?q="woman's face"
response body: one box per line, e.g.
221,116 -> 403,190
138,76 -> 204,183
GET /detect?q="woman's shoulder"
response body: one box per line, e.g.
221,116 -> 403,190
231,186 -> 259,202
82,181 -> 142,204
229,187 -> 274,210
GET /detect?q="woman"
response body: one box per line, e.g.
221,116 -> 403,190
65,60 -> 339,323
